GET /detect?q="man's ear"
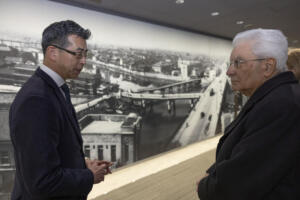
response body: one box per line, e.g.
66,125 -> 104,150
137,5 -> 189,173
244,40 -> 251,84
46,46 -> 58,61
263,58 -> 277,78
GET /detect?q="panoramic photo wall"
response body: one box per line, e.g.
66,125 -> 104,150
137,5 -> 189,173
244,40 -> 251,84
0,0 -> 235,172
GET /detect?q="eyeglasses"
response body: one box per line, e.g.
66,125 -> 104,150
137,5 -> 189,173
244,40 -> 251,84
229,58 -> 266,69
50,44 -> 88,59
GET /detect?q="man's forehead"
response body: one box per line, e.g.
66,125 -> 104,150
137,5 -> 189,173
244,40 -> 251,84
231,43 -> 253,58
67,35 -> 87,49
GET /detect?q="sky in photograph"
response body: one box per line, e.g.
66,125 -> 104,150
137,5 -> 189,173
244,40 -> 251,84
0,0 -> 232,58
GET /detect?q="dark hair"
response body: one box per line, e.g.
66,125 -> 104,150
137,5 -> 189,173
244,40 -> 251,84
41,20 -> 91,55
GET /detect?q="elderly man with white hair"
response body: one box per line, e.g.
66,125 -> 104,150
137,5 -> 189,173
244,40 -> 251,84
197,29 -> 300,200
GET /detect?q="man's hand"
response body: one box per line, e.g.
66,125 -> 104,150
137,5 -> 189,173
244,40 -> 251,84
96,160 -> 113,174
196,173 -> 209,191
86,159 -> 113,184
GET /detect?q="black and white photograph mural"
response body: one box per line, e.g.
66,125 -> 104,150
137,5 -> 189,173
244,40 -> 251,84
0,0 -> 236,197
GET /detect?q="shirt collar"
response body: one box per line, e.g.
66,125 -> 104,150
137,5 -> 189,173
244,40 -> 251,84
40,64 -> 65,87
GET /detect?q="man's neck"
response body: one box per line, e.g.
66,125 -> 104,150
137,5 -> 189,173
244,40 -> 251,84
40,62 -> 65,87
43,60 -> 65,81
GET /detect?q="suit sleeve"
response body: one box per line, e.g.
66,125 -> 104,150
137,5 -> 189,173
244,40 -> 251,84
10,95 -> 94,198
198,99 -> 300,200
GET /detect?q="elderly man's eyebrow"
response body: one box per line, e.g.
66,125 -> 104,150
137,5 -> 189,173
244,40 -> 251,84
234,56 -> 245,60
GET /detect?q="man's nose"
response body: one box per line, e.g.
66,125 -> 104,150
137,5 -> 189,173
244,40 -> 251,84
80,56 -> 86,65
226,64 -> 235,76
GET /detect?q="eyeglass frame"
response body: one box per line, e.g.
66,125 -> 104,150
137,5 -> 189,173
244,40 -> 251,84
228,58 -> 267,69
50,44 -> 88,59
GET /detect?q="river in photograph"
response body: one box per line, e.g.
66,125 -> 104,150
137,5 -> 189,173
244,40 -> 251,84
137,99 -> 192,160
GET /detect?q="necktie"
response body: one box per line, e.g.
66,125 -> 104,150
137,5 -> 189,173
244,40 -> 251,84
61,83 -> 75,118
61,84 -> 81,133
61,83 -> 72,105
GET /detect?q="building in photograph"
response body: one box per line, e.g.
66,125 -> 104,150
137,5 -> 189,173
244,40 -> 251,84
0,104 -> 15,200
177,59 -> 190,79
68,70 -> 101,96
79,113 -> 142,168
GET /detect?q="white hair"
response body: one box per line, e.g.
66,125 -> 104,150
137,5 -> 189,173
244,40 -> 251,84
232,28 -> 288,72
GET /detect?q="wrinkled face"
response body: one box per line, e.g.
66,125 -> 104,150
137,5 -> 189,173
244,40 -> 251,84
56,34 -> 87,80
227,42 -> 266,96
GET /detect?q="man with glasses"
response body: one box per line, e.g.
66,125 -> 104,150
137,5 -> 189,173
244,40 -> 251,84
197,29 -> 300,199
9,20 -> 111,200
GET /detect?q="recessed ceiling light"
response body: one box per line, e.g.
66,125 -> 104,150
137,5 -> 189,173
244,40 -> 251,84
175,0 -> 184,4
211,12 -> 220,16
236,21 -> 244,25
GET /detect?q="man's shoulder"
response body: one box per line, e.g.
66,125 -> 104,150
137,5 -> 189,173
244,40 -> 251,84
20,73 -> 47,94
270,82 -> 300,105
13,72 -> 54,105
255,82 -> 300,114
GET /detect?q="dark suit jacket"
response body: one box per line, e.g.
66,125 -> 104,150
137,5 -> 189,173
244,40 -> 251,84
198,72 -> 300,200
9,68 -> 94,200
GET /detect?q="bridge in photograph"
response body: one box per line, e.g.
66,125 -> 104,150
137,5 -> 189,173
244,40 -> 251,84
119,79 -> 203,111
136,78 -> 201,94
88,59 -> 194,85
120,92 -> 201,100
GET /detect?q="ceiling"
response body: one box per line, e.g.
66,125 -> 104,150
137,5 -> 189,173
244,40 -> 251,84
52,0 -> 300,48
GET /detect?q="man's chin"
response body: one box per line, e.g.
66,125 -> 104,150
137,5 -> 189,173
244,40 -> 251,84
67,75 -> 79,80
231,85 -> 240,92
74,71 -> 81,77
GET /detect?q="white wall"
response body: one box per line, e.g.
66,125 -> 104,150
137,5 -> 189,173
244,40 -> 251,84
0,0 -> 232,61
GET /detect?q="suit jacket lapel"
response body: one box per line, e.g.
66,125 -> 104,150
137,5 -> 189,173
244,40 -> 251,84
35,68 -> 83,145
217,100 -> 254,154
224,100 -> 254,135
53,85 -> 83,145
